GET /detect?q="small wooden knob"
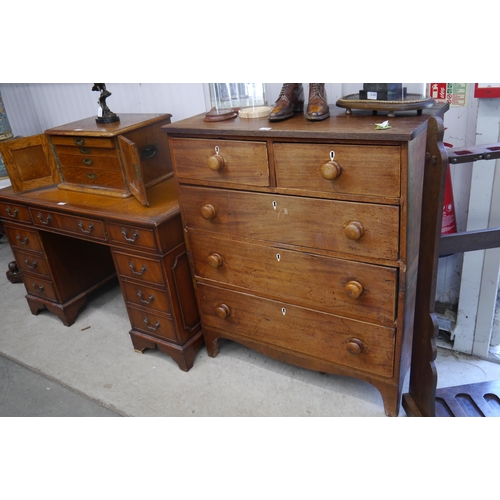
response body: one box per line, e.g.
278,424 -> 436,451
207,153 -> 225,171
344,221 -> 365,240
346,338 -> 364,355
200,204 -> 217,220
207,253 -> 223,268
320,160 -> 342,180
345,280 -> 363,299
215,303 -> 231,318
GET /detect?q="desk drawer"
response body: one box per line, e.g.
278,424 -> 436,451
121,280 -> 171,315
4,224 -> 43,253
171,137 -> 269,187
274,143 -> 401,198
198,283 -> 395,378
54,144 -> 118,158
128,306 -> 176,342
113,251 -> 166,287
181,185 -> 400,261
30,209 -> 106,241
25,275 -> 57,301
0,202 -> 31,223
189,232 -> 397,325
13,248 -> 50,278
107,223 -> 157,251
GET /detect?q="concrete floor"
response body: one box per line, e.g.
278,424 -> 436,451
2,235 -> 500,417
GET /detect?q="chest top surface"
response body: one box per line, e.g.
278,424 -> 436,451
162,105 -> 448,142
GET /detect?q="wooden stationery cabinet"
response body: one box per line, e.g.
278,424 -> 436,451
163,106 -> 447,415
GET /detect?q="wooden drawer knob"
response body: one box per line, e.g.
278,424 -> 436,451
346,338 -> 364,355
215,303 -> 231,318
207,252 -> 224,268
207,153 -> 225,171
344,280 -> 363,299
320,160 -> 342,180
200,204 -> 217,220
344,221 -> 365,240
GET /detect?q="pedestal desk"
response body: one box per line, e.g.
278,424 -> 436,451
163,105 -> 447,415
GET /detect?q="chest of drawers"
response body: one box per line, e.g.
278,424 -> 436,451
163,107 -> 447,416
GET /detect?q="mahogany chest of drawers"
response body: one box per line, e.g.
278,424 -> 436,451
163,107 -> 446,415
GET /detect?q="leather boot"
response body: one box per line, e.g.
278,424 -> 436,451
305,83 -> 330,121
268,83 -> 304,121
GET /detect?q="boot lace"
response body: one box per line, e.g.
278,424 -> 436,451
277,83 -> 296,102
309,83 -> 324,98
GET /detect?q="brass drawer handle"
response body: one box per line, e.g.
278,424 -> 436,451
129,261 -> 147,275
87,173 -> 98,180
346,338 -> 364,355
137,290 -> 154,304
24,259 -> 37,269
344,281 -> 364,299
37,213 -> 52,225
5,207 -> 19,218
82,158 -> 94,166
141,144 -> 158,160
122,228 -> 140,242
143,317 -> 160,331
74,138 -> 85,146
78,221 -> 94,234
32,282 -> 45,293
16,234 -> 29,245
80,147 -> 91,154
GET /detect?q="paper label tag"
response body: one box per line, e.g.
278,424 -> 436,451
367,92 -> 378,100
97,107 -> 103,117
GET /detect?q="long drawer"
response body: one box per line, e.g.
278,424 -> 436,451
274,142 -> 401,198
180,185 -> 400,261
30,209 -> 107,241
198,283 -> 395,378
189,232 -> 397,325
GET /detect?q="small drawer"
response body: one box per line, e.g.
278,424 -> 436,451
274,143 -> 401,198
121,280 -> 171,315
107,223 -> 157,251
30,209 -> 106,241
58,153 -> 122,171
25,276 -> 57,301
181,185 -> 400,261
4,224 -> 43,253
128,306 -> 176,342
13,249 -> 51,278
189,232 -> 398,325
59,165 -> 127,190
113,251 -> 166,287
0,202 -> 32,223
198,283 -> 395,378
50,136 -> 115,149
54,144 -> 118,158
170,137 -> 269,187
